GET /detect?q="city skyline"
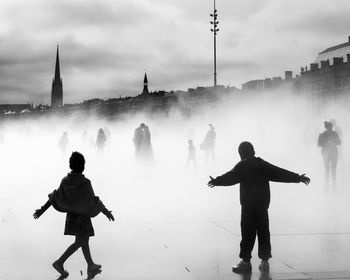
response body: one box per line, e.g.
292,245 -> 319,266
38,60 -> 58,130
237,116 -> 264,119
0,0 -> 350,105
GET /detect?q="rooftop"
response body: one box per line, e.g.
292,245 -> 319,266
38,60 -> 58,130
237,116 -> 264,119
315,36 -> 350,64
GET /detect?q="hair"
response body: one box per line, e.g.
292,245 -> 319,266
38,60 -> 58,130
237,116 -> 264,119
69,151 -> 85,173
238,141 -> 255,159
324,121 -> 333,130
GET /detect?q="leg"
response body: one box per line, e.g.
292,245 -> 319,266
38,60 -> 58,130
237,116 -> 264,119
239,209 -> 257,262
323,155 -> 330,188
80,236 -> 94,266
79,236 -> 102,272
57,236 -> 82,264
331,153 -> 338,189
53,236 -> 83,276
257,209 -> 272,260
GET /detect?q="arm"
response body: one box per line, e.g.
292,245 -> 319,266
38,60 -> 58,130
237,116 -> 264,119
208,167 -> 240,188
265,161 -> 310,185
102,207 -> 115,221
33,200 -> 51,219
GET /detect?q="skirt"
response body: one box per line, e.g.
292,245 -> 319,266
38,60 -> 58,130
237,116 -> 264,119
64,212 -> 95,237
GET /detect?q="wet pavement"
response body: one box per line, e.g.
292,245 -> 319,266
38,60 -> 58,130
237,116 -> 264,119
1,170 -> 350,280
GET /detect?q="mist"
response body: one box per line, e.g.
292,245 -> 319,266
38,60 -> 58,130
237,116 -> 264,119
0,91 -> 349,278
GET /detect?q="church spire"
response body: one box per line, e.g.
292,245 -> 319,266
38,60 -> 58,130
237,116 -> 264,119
142,72 -> 149,95
54,45 -> 61,81
51,45 -> 63,107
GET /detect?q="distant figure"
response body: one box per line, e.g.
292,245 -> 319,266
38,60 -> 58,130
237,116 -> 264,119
201,124 -> 216,161
133,123 -> 153,160
317,121 -> 341,189
187,139 -> 197,168
96,128 -> 107,154
58,132 -> 69,154
33,152 -> 114,277
208,142 -> 310,274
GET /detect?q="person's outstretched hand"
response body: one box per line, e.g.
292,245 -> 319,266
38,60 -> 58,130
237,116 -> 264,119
33,208 -> 44,219
104,210 -> 115,221
300,174 -> 310,185
207,176 -> 217,188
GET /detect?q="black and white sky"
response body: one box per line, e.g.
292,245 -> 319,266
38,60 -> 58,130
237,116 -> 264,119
0,0 -> 349,104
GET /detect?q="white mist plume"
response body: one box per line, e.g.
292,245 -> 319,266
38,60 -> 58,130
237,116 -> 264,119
0,90 -> 349,269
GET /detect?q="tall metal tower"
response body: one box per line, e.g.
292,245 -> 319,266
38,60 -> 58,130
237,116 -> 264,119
210,0 -> 219,88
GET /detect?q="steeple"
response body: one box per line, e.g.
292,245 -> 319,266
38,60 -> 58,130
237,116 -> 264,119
142,72 -> 149,95
51,45 -> 63,108
54,45 -> 61,81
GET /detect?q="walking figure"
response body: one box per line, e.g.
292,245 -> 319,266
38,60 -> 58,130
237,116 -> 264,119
201,124 -> 216,161
317,121 -> 341,189
33,152 -> 115,277
58,132 -> 69,154
208,142 -> 310,274
187,139 -> 197,168
96,128 -> 107,154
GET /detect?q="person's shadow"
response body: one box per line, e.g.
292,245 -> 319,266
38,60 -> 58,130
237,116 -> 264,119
238,272 -> 272,280
55,269 -> 102,280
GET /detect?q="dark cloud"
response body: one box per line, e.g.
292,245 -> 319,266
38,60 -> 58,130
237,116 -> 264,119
0,0 -> 349,104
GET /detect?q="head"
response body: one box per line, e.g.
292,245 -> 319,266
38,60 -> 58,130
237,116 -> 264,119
140,123 -> 145,129
209,124 -> 214,129
330,118 -> 336,126
69,151 -> 85,173
98,128 -> 104,134
324,121 -> 333,130
188,139 -> 193,145
238,141 -> 255,160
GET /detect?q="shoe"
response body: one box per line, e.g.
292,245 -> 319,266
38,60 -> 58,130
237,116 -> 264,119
52,261 -> 69,277
88,263 -> 102,273
232,260 -> 252,273
258,260 -> 269,272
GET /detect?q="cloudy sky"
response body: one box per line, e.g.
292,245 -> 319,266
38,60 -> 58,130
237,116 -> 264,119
0,0 -> 350,104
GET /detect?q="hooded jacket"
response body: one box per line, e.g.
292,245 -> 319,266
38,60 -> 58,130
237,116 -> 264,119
214,157 -> 301,210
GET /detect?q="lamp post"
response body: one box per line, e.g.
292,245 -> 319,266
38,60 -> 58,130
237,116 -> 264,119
210,0 -> 219,88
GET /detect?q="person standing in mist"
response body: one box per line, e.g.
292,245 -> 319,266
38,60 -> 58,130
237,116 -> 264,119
133,123 -> 153,160
207,142 -> 310,274
33,152 -> 114,277
318,121 -> 341,190
200,124 -> 216,162
58,132 -> 69,154
187,139 -> 197,168
96,128 -> 107,155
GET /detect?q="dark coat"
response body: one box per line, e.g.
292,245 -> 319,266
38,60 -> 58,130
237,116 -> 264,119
317,130 -> 341,157
214,157 -> 301,210
48,173 -> 105,217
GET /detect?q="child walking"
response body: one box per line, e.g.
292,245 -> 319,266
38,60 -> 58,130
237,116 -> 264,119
34,151 -> 115,277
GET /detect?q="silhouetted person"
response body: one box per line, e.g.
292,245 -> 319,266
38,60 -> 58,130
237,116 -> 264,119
187,139 -> 197,168
96,128 -> 107,154
201,124 -> 216,161
58,132 -> 69,154
317,121 -> 341,189
133,123 -> 153,160
33,152 -> 114,277
208,142 -> 310,274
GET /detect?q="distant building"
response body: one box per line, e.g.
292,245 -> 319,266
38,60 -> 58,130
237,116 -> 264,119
296,37 -> 350,94
141,72 -> 149,95
51,46 -> 63,107
242,36 -> 350,95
